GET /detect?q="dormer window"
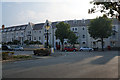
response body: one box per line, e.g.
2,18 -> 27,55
12,28 -> 15,31
82,19 -> 85,23
8,29 -> 11,31
22,27 -> 25,29
4,29 -> 7,32
73,19 -> 77,24
17,27 -> 20,30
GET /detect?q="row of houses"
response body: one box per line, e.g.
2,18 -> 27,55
1,19 -> 120,49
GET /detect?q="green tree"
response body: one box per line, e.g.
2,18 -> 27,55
55,22 -> 70,50
13,40 -> 20,45
29,41 -> 34,44
88,16 -> 112,51
68,31 -> 78,47
88,1 -> 120,21
24,40 -> 29,45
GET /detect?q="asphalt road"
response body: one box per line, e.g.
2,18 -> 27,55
2,51 -> 119,78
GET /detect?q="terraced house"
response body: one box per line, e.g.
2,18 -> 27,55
2,19 -> 120,49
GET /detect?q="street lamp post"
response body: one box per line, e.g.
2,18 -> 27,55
46,29 -> 49,48
45,21 -> 50,48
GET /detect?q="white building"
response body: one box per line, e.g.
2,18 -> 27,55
2,19 -> 120,49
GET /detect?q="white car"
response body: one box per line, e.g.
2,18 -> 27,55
79,47 -> 93,51
14,46 -> 24,51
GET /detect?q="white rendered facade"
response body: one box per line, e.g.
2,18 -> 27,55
2,19 -> 120,49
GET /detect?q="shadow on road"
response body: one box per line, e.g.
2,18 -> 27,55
90,54 -> 116,65
90,51 -> 119,65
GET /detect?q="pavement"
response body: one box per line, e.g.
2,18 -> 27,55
2,51 -> 120,78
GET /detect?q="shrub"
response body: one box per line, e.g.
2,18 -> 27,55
111,47 -> 120,51
13,55 -> 32,59
13,40 -> 20,45
24,40 -> 30,45
2,52 -> 14,60
33,48 -> 51,56
29,41 -> 34,44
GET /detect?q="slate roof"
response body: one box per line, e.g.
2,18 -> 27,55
51,22 -> 58,28
33,23 -> 44,30
2,24 -> 27,32
2,18 -> 120,32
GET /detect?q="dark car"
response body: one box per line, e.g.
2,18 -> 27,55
2,45 -> 13,50
63,47 -> 78,52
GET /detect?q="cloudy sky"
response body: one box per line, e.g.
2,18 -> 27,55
1,0 -> 103,27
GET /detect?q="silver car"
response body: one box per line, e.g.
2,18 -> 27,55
13,46 -> 24,51
79,47 -> 93,51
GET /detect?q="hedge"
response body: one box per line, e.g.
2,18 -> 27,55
33,48 -> 51,56
2,52 -> 14,60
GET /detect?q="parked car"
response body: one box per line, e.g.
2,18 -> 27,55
13,46 -> 24,51
2,45 -> 13,50
79,47 -> 93,51
63,47 -> 78,52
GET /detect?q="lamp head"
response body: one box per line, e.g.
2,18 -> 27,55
46,22 -> 50,30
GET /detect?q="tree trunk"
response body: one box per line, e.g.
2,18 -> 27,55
60,41 -> 64,51
101,38 -> 104,51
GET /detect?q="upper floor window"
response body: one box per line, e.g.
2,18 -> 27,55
28,31 -> 31,34
75,28 -> 77,31
34,37 -> 36,40
72,28 -> 74,31
39,37 -> 41,40
83,35 -> 85,38
83,27 -> 85,30
45,35 -> 47,39
113,26 -> 116,30
16,33 -> 18,36
21,32 -> 23,35
83,42 -> 85,44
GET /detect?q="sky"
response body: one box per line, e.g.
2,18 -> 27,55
1,0 -> 103,27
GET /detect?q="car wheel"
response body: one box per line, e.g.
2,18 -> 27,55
80,49 -> 83,51
65,50 -> 67,52
89,49 -> 92,52
73,50 -> 76,52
